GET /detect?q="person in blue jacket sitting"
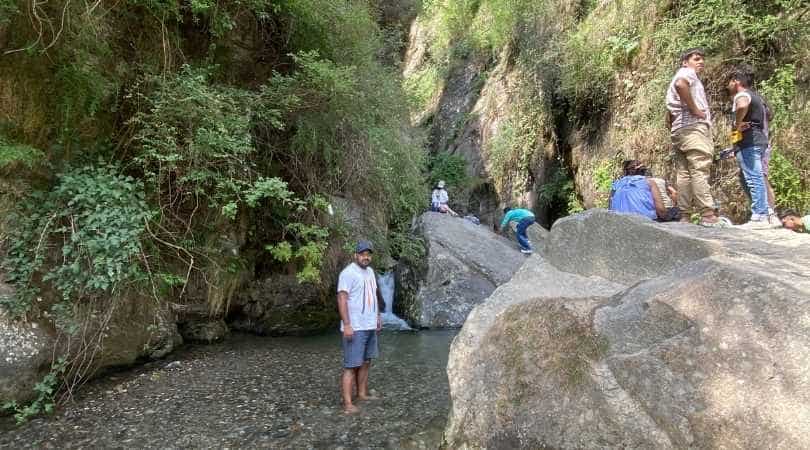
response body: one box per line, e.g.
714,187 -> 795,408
609,159 -> 680,222
498,207 -> 536,254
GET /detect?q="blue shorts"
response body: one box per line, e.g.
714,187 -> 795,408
341,330 -> 379,368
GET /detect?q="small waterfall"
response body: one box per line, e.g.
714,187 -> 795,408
377,272 -> 412,331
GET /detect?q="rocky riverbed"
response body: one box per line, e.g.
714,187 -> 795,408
1,330 -> 456,449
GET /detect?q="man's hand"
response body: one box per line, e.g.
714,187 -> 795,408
338,291 -> 352,339
674,78 -> 706,121
667,186 -> 679,205
691,109 -> 707,120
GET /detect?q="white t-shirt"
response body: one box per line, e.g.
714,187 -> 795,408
666,67 -> 711,131
431,188 -> 448,206
732,91 -> 752,113
337,263 -> 378,331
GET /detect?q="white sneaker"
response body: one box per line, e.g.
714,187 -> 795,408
768,214 -> 782,228
737,219 -> 771,230
520,248 -> 533,254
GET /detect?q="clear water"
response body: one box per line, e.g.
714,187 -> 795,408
1,330 -> 457,449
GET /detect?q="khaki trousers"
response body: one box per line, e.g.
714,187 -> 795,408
671,123 -> 715,215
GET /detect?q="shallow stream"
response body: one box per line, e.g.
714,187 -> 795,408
0,330 -> 456,449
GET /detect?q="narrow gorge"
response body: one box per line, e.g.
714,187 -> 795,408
2,0 -> 809,448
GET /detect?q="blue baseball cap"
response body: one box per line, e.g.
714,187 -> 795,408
355,240 -> 374,254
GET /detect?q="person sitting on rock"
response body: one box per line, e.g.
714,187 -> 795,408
647,172 -> 682,222
431,180 -> 459,216
498,207 -> 535,254
779,209 -> 809,233
609,160 -> 680,222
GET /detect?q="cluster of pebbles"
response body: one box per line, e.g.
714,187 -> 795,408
1,331 -> 456,449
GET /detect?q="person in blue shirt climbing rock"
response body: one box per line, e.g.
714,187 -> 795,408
499,207 -> 535,254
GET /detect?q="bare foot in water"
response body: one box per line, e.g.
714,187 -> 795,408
343,404 -> 361,415
357,394 -> 380,401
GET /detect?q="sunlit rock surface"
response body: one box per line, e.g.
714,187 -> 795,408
446,210 -> 810,448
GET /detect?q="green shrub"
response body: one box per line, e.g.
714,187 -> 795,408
277,0 -> 381,68
258,51 -> 365,189
265,223 -> 329,283
55,61 -> 116,132
487,121 -> 520,196
388,230 -> 426,262
403,64 -> 441,111
468,0 -> 535,54
559,26 -> 641,121
0,0 -> 18,25
1,166 -> 152,321
562,53 -> 609,120
131,64 -> 332,284
537,166 -> 580,215
428,152 -> 469,190
591,159 -> 616,208
132,65 -> 262,213
259,48 -> 426,236
2,358 -> 67,424
653,0 -> 807,61
0,138 -> 45,169
125,0 -> 180,18
592,159 -> 614,194
760,64 -> 797,131
605,34 -> 640,66
485,81 -> 550,202
769,148 -> 810,212
421,0 -> 481,62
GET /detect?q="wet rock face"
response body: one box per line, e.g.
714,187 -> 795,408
96,299 -> 183,369
396,212 -> 526,328
179,319 -> 229,344
0,272 -> 182,405
446,210 -> 810,448
229,274 -> 336,336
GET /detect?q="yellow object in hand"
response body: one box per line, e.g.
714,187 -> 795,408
730,130 -> 743,144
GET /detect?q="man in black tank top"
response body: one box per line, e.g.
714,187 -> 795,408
727,68 -> 773,228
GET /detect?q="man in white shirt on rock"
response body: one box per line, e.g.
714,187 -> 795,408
337,240 -> 382,414
666,48 -> 724,227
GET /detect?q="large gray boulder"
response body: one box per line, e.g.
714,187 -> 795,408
92,297 -> 182,367
179,317 -> 230,343
1,272 -> 182,405
0,311 -> 54,406
396,212 -> 526,328
445,210 -> 810,448
0,274 -> 54,405
543,209 -> 717,284
445,256 -> 628,448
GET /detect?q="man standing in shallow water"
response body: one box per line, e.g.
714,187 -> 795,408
337,240 -> 382,414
